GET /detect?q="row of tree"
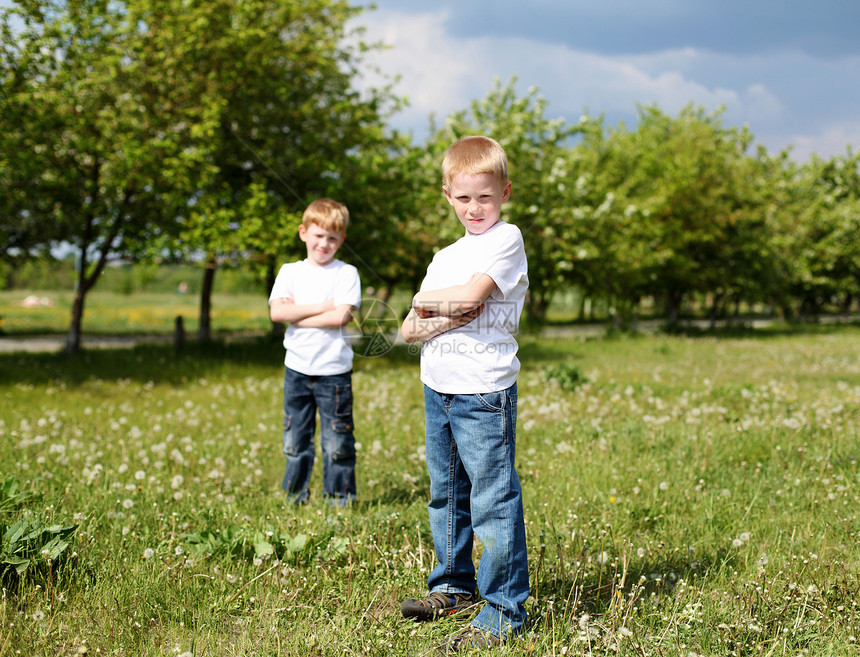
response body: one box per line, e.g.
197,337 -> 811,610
2,1 -> 859,354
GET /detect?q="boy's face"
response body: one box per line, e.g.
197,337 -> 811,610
299,223 -> 345,266
443,173 -> 511,236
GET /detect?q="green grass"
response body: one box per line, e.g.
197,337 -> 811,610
0,289 -> 272,336
1,326 -> 859,655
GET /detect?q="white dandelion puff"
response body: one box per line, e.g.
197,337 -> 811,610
578,613 -> 591,630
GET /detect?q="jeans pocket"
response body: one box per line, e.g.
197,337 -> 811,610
327,419 -> 356,460
282,415 -> 296,456
334,383 -> 354,419
475,390 -> 505,412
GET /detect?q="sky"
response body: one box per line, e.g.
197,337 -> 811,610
351,0 -> 860,161
3,0 -> 857,162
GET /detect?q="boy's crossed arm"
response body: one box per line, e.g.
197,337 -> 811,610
270,296 -> 355,328
401,273 -> 496,344
411,272 -> 496,317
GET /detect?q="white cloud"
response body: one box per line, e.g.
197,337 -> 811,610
353,7 -> 858,159
789,122 -> 860,161
355,10 -> 489,133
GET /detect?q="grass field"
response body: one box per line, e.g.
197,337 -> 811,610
1,315 -> 858,655
0,290 -> 273,336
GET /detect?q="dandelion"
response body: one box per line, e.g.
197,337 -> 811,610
578,613 -> 591,630
597,551 -> 610,565
33,610 -> 45,622
659,481 -> 669,491
122,498 -> 134,509
739,532 -> 751,542
225,574 -> 237,583
757,553 -> 769,566
143,548 -> 154,560
732,539 -> 743,548
135,470 -> 146,481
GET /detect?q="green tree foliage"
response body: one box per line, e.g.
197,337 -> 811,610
591,105 -> 773,326
782,150 -> 860,315
1,0 -> 221,352
158,0 -> 399,340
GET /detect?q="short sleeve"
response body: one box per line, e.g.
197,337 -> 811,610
481,226 -> 528,301
334,265 -> 362,309
268,264 -> 294,305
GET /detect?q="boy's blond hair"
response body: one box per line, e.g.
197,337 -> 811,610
441,136 -> 509,189
302,198 -> 350,236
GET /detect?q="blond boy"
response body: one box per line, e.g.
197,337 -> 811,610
269,199 -> 361,505
400,137 -> 530,651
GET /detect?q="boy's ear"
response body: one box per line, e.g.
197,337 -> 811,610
502,181 -> 512,202
298,224 -> 308,242
442,185 -> 454,205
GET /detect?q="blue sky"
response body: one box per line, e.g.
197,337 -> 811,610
352,0 -> 860,161
3,0 -> 857,161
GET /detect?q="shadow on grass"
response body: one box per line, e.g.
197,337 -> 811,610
3,321 -> 858,387
528,547 -> 736,631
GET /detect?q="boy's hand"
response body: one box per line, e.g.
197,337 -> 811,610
414,307 -> 439,319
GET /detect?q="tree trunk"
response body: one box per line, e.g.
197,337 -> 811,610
198,262 -> 216,343
665,289 -> 684,329
65,241 -> 111,355
708,292 -> 724,330
65,287 -> 87,355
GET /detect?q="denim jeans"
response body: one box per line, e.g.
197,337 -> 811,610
424,383 -> 529,640
281,366 -> 356,504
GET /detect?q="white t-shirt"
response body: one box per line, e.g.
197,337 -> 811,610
268,259 -> 361,376
419,221 -> 529,394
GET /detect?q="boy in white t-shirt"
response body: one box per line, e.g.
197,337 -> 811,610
400,137 -> 529,651
269,199 -> 361,505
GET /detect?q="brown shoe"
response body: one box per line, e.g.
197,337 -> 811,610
401,591 -> 476,621
438,626 -> 501,653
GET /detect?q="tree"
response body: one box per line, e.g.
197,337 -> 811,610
783,150 -> 860,315
162,0 -> 399,341
1,0 -> 220,353
583,104 -> 774,327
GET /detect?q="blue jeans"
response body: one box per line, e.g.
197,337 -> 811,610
424,383 -> 529,640
281,366 -> 356,504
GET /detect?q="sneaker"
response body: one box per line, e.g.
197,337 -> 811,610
401,591 -> 476,621
438,626 -> 501,653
